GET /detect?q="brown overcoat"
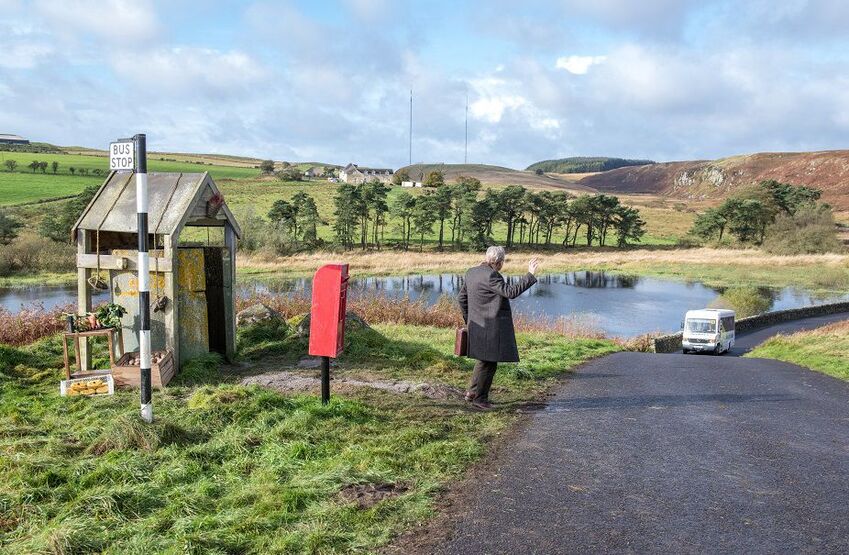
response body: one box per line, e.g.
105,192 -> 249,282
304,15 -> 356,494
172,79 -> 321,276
458,263 -> 537,362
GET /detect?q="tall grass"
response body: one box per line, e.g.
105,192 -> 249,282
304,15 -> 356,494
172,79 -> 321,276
0,303 -> 71,345
237,292 -> 603,337
2,290 -> 604,348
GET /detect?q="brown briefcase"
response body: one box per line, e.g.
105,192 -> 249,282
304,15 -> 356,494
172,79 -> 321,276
454,327 -> 468,356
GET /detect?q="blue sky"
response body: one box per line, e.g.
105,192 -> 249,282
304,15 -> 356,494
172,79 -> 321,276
2,0 -> 849,168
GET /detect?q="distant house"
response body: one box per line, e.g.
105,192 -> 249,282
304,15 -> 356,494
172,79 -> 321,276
340,163 -> 393,184
401,181 -> 423,188
0,134 -> 29,145
303,166 -> 324,178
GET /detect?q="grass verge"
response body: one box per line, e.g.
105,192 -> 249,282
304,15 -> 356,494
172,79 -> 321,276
745,319 -> 849,380
0,324 -> 617,553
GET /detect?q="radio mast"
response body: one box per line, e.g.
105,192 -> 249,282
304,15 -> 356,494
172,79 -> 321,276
409,90 -> 413,166
464,92 -> 468,164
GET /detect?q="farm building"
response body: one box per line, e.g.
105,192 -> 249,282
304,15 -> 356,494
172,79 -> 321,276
303,166 -> 325,178
71,171 -> 241,381
340,163 -> 393,184
0,133 -> 29,145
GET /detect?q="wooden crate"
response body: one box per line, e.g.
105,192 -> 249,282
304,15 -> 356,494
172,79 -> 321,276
111,350 -> 176,389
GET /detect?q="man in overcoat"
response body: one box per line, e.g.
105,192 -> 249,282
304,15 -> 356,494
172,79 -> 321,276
458,246 -> 539,409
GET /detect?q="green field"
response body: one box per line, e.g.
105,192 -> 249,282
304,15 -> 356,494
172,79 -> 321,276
0,171 -> 99,205
0,152 -> 263,205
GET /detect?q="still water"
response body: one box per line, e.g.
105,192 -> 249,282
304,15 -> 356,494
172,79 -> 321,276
3,272 -> 846,337
238,271 -> 849,337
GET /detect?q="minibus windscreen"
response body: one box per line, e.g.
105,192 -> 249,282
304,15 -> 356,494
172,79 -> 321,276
686,318 -> 717,333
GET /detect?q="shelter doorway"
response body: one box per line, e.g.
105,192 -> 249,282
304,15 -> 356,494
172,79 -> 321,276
204,247 -> 227,356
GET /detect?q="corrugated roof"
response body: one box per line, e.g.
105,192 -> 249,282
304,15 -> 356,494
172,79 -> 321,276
74,171 -> 241,238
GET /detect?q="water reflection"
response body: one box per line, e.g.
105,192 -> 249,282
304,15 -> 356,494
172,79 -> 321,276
4,271 -> 848,338
0,285 -> 109,313
232,271 -> 849,337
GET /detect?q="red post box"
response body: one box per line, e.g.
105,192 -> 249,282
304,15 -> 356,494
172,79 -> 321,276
308,264 -> 349,357
308,264 -> 348,404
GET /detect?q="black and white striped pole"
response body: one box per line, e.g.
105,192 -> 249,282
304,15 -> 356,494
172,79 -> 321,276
135,134 -> 153,423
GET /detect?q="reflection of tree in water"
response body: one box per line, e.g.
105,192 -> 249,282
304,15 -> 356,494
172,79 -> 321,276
560,271 -> 640,289
237,278 -> 309,298
709,286 -> 775,318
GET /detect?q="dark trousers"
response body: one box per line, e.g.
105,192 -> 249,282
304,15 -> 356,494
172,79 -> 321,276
468,360 -> 498,401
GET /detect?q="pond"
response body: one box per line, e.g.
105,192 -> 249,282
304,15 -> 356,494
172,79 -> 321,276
0,285 -> 110,313
3,271 -> 847,338
239,271 -> 849,337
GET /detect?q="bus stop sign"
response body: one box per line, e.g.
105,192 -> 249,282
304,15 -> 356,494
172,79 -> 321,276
109,140 -> 135,172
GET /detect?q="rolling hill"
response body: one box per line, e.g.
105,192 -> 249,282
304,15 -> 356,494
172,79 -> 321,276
397,163 -> 596,192
526,156 -> 654,174
577,150 -> 849,210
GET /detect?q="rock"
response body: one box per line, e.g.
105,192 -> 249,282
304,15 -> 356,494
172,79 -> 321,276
339,482 -> 408,509
294,311 -> 371,338
236,303 -> 280,327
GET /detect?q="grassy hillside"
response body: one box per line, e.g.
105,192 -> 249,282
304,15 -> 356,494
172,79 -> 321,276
0,171 -> 98,205
215,178 -> 691,247
577,150 -> 849,211
0,152 -> 263,205
746,319 -> 849,380
527,157 -> 654,174
397,163 -> 595,192
0,144 -> 345,206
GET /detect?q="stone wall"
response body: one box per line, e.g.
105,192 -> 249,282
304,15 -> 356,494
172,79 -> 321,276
652,332 -> 684,353
651,301 -> 849,353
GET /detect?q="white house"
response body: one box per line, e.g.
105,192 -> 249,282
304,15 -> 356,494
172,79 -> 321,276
340,163 -> 394,184
401,181 -> 423,188
303,166 -> 324,178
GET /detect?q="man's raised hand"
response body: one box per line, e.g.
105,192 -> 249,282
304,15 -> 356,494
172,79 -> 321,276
528,257 -> 540,275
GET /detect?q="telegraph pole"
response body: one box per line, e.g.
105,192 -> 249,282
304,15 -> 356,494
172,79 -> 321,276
409,89 -> 413,166
135,134 -> 153,423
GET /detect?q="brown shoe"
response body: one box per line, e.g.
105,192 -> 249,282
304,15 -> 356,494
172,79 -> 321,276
471,399 -> 493,410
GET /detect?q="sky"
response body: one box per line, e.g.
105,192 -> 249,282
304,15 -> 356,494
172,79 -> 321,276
2,0 -> 849,169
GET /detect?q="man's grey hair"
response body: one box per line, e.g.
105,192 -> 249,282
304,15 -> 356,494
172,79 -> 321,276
485,246 -> 506,265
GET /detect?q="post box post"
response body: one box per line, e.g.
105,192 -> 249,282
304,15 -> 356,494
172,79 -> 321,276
320,356 -> 330,405
308,264 -> 349,405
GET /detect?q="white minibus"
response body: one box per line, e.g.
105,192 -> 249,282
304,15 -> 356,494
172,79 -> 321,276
682,309 -> 735,355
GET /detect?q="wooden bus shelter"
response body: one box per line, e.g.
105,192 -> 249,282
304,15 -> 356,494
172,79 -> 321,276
71,171 -> 241,376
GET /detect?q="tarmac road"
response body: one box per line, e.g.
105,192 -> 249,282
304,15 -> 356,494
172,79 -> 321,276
435,317 -> 849,554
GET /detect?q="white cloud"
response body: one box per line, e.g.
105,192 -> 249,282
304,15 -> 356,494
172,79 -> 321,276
5,0 -> 849,169
0,22 -> 54,69
470,95 -> 527,123
555,55 -> 607,74
0,42 -> 53,69
342,0 -> 395,23
109,47 -> 269,98
35,0 -> 159,43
